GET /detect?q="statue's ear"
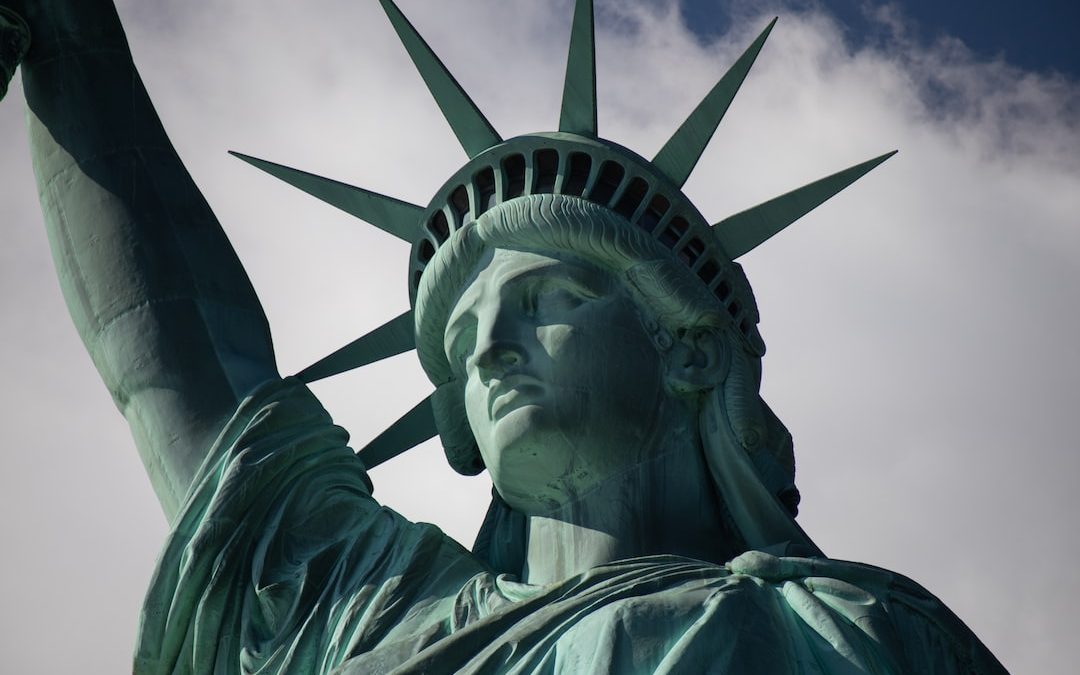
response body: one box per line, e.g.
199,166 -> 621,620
664,327 -> 728,394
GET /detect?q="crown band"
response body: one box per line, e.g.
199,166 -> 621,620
411,132 -> 765,355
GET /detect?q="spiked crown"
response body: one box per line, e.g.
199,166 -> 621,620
233,0 -> 894,471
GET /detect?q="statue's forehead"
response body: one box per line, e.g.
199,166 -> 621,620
446,248 -> 613,326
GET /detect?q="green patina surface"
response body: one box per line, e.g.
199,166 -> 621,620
0,1 -> 1008,673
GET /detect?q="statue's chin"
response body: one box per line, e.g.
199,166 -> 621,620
480,407 -> 593,513
486,406 -> 561,463
480,396 -> 676,515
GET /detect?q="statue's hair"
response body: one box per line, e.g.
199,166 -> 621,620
413,195 -> 801,570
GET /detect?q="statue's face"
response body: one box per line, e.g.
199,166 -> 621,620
444,248 -> 672,513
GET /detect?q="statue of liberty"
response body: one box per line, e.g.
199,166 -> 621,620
1,0 -> 1008,672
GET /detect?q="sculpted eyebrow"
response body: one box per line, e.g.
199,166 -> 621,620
444,294 -> 480,360
444,307 -> 476,350
500,261 -> 609,294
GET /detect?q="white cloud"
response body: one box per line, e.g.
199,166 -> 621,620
0,0 -> 1075,672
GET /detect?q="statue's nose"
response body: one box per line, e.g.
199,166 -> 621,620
472,306 -> 528,381
474,340 -> 525,382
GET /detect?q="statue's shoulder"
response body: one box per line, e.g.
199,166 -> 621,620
727,551 -> 1010,674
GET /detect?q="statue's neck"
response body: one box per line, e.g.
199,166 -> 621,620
520,429 -> 732,585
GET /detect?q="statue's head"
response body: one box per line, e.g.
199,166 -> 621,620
416,194 -> 786,516
410,183 -> 822,570
237,0 -> 892,569
404,129 -> 804,519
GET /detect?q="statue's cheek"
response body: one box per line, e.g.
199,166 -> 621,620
533,323 -> 576,361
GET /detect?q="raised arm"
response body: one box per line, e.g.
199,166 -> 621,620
2,1 -> 279,519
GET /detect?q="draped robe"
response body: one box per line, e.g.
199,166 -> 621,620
134,378 -> 1006,674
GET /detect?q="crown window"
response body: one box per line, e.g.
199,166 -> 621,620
534,149 -> 559,194
614,177 -> 649,220
502,154 -> 526,199
590,160 -> 625,206
474,167 -> 496,213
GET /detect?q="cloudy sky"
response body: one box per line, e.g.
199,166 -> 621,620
1,0 -> 1077,672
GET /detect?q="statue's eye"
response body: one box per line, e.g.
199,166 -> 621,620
526,281 -> 594,320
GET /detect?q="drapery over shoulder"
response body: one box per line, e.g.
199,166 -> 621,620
134,378 -> 486,674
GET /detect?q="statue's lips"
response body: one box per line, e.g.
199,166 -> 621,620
488,376 -> 545,420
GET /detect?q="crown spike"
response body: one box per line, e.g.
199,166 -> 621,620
296,310 -> 416,384
358,394 -> 439,470
378,0 -> 502,158
713,150 -> 897,259
231,152 -> 424,242
653,18 -> 777,188
559,0 -> 598,136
